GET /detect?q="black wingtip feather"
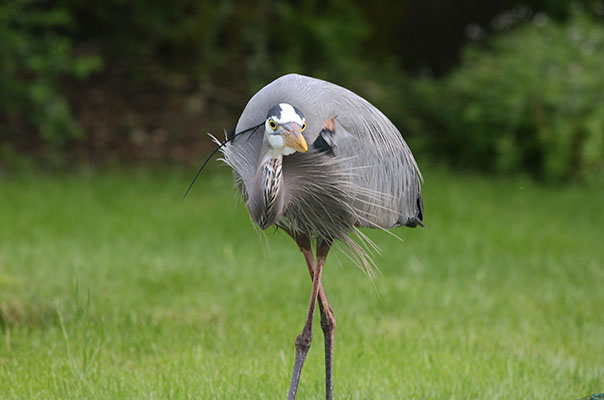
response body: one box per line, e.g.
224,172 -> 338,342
312,132 -> 335,155
404,194 -> 424,228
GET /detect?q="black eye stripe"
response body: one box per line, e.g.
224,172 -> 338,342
293,106 -> 305,120
266,104 -> 306,123
266,105 -> 282,120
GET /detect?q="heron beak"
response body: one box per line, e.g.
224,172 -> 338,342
281,123 -> 308,153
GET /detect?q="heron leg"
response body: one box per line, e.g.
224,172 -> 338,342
287,236 -> 326,400
287,231 -> 335,400
315,240 -> 335,400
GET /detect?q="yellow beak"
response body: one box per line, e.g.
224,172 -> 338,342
282,124 -> 308,153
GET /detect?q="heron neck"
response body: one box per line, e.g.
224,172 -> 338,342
260,155 -> 283,199
256,155 -> 284,228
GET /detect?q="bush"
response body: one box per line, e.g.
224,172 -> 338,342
0,0 -> 375,166
0,0 -> 103,155
413,9 -> 604,181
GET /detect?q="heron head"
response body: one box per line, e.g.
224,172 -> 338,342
265,103 -> 308,155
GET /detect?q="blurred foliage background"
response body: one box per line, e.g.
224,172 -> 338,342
0,0 -> 603,181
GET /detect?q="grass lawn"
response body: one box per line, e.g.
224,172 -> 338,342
0,166 -> 602,399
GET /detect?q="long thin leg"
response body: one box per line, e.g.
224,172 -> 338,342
315,239 -> 335,400
287,237 -> 326,400
287,231 -> 336,400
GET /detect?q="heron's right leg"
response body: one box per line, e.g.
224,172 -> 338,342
287,235 -> 325,400
290,232 -> 336,400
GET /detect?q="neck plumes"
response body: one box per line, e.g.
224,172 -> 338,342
252,154 -> 284,230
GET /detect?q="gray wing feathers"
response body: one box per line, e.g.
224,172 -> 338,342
332,120 -> 422,229
223,73 -> 423,232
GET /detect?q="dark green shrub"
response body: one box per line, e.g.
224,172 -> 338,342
0,0 -> 102,155
414,9 -> 604,181
0,0 -> 372,163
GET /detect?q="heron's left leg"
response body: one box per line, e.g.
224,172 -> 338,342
293,234 -> 335,400
287,238 -> 328,400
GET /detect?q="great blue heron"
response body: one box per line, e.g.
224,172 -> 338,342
196,74 -> 423,399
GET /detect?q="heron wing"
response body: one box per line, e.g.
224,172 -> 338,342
316,117 -> 423,229
225,73 -> 423,231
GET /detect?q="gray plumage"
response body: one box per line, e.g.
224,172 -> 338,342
222,73 -> 423,270
217,73 -> 423,399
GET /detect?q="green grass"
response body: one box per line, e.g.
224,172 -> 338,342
0,166 -> 602,399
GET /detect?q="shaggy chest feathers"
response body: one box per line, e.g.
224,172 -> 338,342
250,152 -> 358,244
258,157 -> 283,229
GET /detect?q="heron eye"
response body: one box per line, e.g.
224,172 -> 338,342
301,122 -> 307,131
268,120 -> 277,130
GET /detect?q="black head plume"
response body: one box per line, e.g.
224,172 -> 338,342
182,122 -> 263,199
